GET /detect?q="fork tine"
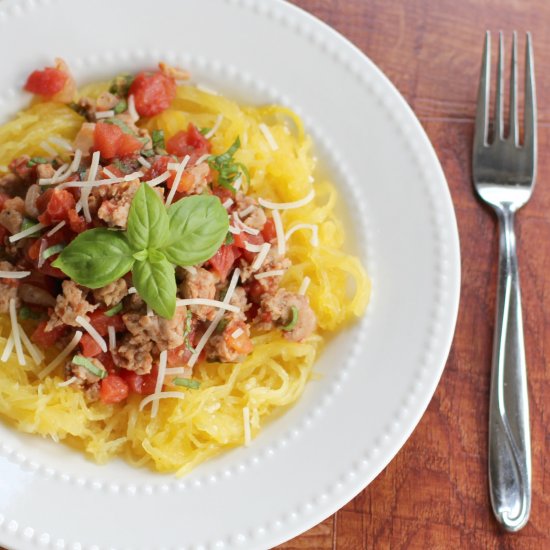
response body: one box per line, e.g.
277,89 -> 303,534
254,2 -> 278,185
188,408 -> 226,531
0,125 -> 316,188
474,31 -> 491,148
509,32 -> 518,145
524,32 -> 536,152
494,31 -> 504,140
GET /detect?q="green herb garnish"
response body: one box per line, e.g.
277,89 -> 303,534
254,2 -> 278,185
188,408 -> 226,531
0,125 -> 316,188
182,310 -> 196,353
141,149 -> 155,158
109,74 -> 135,97
225,232 -> 234,245
207,137 -> 249,193
42,243 -> 65,261
114,99 -> 128,114
21,218 -> 38,232
173,377 -> 201,389
105,303 -> 123,317
27,157 -> 49,167
113,158 -> 139,174
19,306 -> 42,321
215,317 -> 229,335
53,184 -> 228,319
152,129 -> 166,152
72,355 -> 107,379
199,127 -> 211,136
104,118 -> 135,135
282,306 -> 299,331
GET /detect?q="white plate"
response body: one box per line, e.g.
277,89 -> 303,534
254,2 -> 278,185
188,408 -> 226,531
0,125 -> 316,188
0,0 -> 460,548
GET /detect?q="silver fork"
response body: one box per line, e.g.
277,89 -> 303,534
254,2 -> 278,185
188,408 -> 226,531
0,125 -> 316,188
473,31 -> 536,532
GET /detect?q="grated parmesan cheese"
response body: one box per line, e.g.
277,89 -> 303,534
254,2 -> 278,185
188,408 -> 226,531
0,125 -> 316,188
19,324 -> 44,365
222,198 -> 234,210
0,334 -> 14,363
95,110 -> 115,119
9,299 -> 25,366
102,167 -> 117,179
137,156 -> 152,169
232,212 -> 259,235
150,350 -> 168,418
57,376 -> 77,388
298,276 -> 311,295
204,114 -> 223,139
76,315 -> 107,353
107,326 -> 116,351
128,94 -> 139,122
146,171 -> 171,187
228,225 -> 241,235
46,221 -> 66,237
182,266 -> 197,275
244,241 -> 263,253
165,155 -> 190,207
187,268 -> 241,367
8,222 -> 46,243
254,269 -> 285,280
239,205 -> 255,218
194,153 -> 210,166
38,331 -> 82,379
127,287 -> 137,294
175,298 -> 239,313
139,391 -> 186,412
196,83 -> 219,95
0,271 -> 30,279
259,189 -> 315,210
285,223 -> 319,246
233,175 -> 242,191
231,327 -> 244,339
82,151 -> 100,222
258,123 -> 279,151
69,149 -> 82,174
251,243 -> 271,271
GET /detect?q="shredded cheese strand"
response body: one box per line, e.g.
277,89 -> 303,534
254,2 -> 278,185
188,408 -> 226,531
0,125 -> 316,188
146,171 -> 170,187
0,334 -> 14,363
38,331 -> 83,379
137,156 -> 152,169
298,276 -> 311,295
46,221 -> 66,237
188,268 -> 241,367
139,391 -> 186,411
107,326 -> 116,351
204,114 -> 223,139
82,151 -> 100,222
251,243 -> 271,271
254,269 -> 285,279
40,140 -> 57,156
165,155 -> 190,207
9,299 -> 25,366
150,350 -> 168,418
76,315 -> 107,353
259,189 -> 315,210
128,94 -> 139,122
258,123 -> 279,151
8,222 -> 45,243
95,110 -> 115,119
175,298 -> 239,312
49,136 -> 73,151
57,376 -> 77,388
0,271 -> 30,279
19,324 -> 44,365
285,223 -> 319,246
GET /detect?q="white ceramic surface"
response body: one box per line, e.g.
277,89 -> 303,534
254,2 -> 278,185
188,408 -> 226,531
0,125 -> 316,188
0,0 -> 460,548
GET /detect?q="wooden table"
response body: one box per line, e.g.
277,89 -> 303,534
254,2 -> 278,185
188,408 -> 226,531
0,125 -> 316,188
278,0 -> 550,548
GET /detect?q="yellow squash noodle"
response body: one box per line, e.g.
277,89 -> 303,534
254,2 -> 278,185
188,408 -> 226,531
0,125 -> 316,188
0,84 -> 370,475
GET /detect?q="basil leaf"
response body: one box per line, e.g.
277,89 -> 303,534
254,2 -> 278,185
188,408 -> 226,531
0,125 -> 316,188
152,129 -> 165,150
133,250 -> 148,262
27,156 -> 49,167
104,117 -> 135,135
132,258 -> 176,319
127,183 -> 169,251
21,218 -> 38,232
148,249 -> 166,264
104,303 -> 123,317
114,99 -> 127,114
52,228 -> 135,289
163,195 -> 229,266
141,149 -> 155,158
72,355 -> 107,379
109,74 -> 134,97
173,377 -> 200,389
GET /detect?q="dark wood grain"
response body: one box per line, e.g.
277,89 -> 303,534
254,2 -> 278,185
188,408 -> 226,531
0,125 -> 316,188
278,0 -> 550,548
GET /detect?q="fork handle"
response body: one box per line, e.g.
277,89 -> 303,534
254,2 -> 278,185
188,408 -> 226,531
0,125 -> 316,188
488,206 -> 531,531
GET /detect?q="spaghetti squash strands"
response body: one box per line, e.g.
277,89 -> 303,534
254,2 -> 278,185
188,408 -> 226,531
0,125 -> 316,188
0,81 -> 370,476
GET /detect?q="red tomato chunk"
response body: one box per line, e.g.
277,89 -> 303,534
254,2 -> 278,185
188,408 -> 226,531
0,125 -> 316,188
31,321 -> 66,348
129,71 -> 176,117
166,123 -> 211,164
93,122 -> 142,160
100,375 -> 129,404
24,67 -> 67,96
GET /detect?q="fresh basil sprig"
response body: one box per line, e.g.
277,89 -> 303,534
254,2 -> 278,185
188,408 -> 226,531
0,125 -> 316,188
207,137 -> 249,193
53,183 -> 228,319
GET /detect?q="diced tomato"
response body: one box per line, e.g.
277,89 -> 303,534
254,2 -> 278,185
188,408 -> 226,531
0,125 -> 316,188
261,217 -> 276,242
211,186 -> 233,203
88,309 -> 125,337
246,280 -> 265,303
37,188 -> 76,225
102,164 -> 124,178
129,71 -> 176,117
80,333 -> 103,357
233,232 -> 264,263
31,321 -> 66,348
96,351 -> 116,373
120,368 -> 157,395
208,244 -> 241,281
24,67 -> 68,96
145,155 -> 176,187
100,374 -> 129,404
93,122 -> 142,160
166,123 -> 211,164
67,208 -> 88,233
224,322 -> 253,355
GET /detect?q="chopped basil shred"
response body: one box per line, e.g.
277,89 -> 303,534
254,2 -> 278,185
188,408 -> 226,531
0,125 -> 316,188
42,243 -> 65,261
207,137 -> 249,193
104,118 -> 135,135
105,303 -> 123,317
174,377 -> 201,390
199,127 -> 211,136
19,306 -> 42,321
152,129 -> 166,151
215,317 -> 229,334
282,305 -> 299,331
225,232 -> 234,245
27,156 -> 49,167
141,149 -> 155,158
182,310 -> 196,352
72,355 -> 107,379
109,74 -> 135,97
114,99 -> 128,114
